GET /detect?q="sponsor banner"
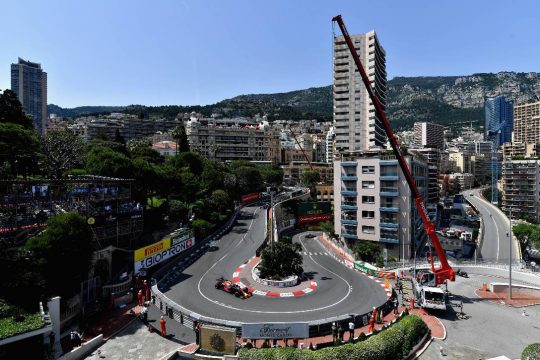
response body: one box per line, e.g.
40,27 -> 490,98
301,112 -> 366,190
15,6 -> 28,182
241,192 -> 260,203
242,323 -> 309,339
298,213 -> 332,224
296,201 -> 332,216
134,236 -> 195,273
171,228 -> 193,246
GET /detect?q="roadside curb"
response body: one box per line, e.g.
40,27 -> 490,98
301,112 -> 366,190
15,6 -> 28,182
232,259 -> 318,297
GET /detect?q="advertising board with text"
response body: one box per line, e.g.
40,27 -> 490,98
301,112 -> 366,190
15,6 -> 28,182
296,201 -> 332,224
134,229 -> 195,273
241,322 -> 309,339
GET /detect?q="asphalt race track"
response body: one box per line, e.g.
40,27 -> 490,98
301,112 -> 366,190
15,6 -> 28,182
159,205 -> 387,324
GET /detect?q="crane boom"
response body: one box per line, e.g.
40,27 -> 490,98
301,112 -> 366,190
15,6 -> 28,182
332,15 -> 454,285
290,128 -> 314,171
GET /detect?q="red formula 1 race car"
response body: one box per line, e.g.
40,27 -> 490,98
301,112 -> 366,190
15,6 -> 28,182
215,277 -> 253,299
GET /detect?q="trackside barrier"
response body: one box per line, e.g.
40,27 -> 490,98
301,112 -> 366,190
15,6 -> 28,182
150,189 -> 395,338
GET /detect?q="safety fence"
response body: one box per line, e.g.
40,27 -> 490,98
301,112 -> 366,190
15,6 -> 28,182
150,198 -> 394,338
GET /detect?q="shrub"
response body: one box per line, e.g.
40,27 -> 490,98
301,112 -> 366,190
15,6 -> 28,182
237,315 -> 428,360
523,343 -> 540,360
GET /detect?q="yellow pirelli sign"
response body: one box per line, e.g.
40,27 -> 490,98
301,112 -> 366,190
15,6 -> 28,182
134,238 -> 171,262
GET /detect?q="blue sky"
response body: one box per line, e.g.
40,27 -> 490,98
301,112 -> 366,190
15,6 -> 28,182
1,0 -> 538,107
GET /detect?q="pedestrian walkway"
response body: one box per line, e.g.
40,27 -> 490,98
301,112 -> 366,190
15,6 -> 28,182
475,288 -> 540,307
82,303 -> 139,342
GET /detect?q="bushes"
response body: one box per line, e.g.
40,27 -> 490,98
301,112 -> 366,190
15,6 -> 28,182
523,343 -> 540,360
238,315 -> 428,360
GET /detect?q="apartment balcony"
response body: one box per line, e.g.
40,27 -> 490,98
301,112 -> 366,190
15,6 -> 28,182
341,219 -> 358,225
342,233 -> 358,240
341,189 -> 358,196
341,175 -> 358,181
380,207 -> 399,213
380,175 -> 399,181
380,237 -> 399,244
380,160 -> 398,166
341,204 -> 358,211
380,190 -> 399,197
380,222 -> 399,229
341,162 -> 358,167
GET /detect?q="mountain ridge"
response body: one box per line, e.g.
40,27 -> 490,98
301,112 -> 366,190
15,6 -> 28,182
48,71 -> 540,129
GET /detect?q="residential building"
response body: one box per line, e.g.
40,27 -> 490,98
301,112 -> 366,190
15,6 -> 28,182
502,142 -> 539,160
413,122 -> 445,149
11,58 -> 47,135
333,31 -> 387,152
152,141 -> 178,156
282,162 -> 333,186
513,101 -> 540,144
448,150 -> 470,173
316,184 -> 334,202
186,116 -> 280,163
484,96 -> 513,148
409,148 -> 441,216
333,150 -> 428,259
326,127 -> 335,163
502,160 -> 540,221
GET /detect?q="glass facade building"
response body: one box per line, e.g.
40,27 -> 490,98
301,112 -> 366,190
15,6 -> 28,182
484,96 -> 513,148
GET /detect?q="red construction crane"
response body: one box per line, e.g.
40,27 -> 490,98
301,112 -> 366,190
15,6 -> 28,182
332,15 -> 454,286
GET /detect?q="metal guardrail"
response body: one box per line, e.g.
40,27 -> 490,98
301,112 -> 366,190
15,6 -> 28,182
150,188 -> 395,338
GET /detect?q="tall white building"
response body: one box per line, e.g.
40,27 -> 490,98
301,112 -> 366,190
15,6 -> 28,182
333,31 -> 387,153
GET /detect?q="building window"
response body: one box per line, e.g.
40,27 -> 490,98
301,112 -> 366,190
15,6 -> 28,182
362,196 -> 375,204
362,181 -> 375,189
362,226 -> 375,234
362,166 -> 375,174
362,211 -> 375,219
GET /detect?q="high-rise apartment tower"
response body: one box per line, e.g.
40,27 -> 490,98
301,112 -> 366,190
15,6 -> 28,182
11,58 -> 48,135
333,31 -> 386,152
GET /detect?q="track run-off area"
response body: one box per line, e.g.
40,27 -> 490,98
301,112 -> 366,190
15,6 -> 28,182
156,205 -> 387,325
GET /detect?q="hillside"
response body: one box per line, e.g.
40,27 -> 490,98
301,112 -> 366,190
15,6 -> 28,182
48,72 -> 540,129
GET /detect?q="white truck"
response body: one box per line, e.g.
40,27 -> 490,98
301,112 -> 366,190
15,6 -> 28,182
413,271 -> 447,310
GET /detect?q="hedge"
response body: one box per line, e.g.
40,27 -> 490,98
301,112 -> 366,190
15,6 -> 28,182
238,314 -> 428,360
0,301 -> 45,340
522,343 -> 540,360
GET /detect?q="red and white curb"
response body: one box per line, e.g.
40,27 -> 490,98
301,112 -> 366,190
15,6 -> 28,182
232,264 -> 317,297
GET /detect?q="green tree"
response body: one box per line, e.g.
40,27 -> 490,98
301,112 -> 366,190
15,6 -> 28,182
132,158 -> 159,204
301,169 -> 320,199
0,89 -> 33,129
522,343 -> 540,360
192,219 -> 214,239
0,123 -> 40,178
171,152 -> 204,176
25,212 -> 94,300
258,241 -> 303,280
180,170 -> 200,202
172,124 -> 190,153
353,240 -> 381,263
210,189 -> 231,213
259,164 -> 284,187
41,130 -> 84,178
200,159 -> 226,193
233,166 -> 263,194
85,146 -> 134,178
114,129 -> 126,145
319,221 -> 335,237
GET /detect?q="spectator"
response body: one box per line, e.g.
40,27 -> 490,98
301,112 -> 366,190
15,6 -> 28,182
393,297 -> 399,315
348,320 -> 354,342
160,316 -> 167,337
338,324 -> 344,342
140,305 -> 148,323
331,322 -> 338,344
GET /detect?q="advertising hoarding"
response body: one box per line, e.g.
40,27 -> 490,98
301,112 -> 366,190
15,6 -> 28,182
241,192 -> 260,203
241,323 -> 309,339
296,201 -> 332,224
134,230 -> 195,273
